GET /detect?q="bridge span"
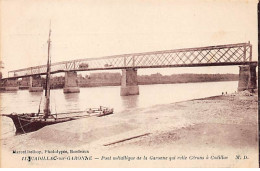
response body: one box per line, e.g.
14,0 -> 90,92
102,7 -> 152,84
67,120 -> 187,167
2,42 -> 257,95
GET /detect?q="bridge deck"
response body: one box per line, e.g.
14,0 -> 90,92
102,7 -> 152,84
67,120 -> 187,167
5,42 -> 257,79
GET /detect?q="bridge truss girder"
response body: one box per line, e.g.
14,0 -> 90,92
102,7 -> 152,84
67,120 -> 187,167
7,42 -> 253,79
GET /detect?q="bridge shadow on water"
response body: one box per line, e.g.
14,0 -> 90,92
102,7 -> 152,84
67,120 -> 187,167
64,92 -> 79,102
120,95 -> 139,110
29,91 -> 43,97
0,90 -> 18,94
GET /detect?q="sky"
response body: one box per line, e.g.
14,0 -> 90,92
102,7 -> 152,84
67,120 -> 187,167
1,0 -> 258,77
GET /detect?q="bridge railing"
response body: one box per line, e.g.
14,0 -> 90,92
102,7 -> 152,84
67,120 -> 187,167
8,42 -> 252,78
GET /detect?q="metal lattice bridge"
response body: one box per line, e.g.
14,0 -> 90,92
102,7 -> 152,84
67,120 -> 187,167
7,42 -> 256,79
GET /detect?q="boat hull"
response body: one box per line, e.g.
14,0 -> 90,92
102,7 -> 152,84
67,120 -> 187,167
6,115 -> 75,134
4,106 -> 113,134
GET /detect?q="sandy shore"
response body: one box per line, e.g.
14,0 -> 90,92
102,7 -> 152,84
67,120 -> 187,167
1,90 -> 258,168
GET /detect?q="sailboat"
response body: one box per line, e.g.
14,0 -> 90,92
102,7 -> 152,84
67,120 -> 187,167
1,25 -> 113,134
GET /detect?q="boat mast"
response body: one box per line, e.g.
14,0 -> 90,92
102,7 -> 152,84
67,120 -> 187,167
44,23 -> 52,118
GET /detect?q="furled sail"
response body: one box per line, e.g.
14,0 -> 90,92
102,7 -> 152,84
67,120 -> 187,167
44,24 -> 52,118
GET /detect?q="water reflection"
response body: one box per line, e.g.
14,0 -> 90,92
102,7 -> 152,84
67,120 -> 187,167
61,91 -> 80,112
0,90 -> 18,94
29,91 -> 43,97
1,81 -> 238,115
64,92 -> 79,101
121,95 -> 139,109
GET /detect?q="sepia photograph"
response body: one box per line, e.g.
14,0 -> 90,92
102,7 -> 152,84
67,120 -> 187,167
0,0 -> 258,168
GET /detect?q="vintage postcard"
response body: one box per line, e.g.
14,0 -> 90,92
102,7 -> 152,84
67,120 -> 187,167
0,0 -> 258,168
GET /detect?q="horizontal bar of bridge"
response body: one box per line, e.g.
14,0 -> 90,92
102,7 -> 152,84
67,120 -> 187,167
9,42 -> 250,72
58,42 -> 250,62
3,61 -> 258,80
6,42 -> 253,78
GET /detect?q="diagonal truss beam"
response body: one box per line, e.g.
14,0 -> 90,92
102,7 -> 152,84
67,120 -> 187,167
6,42 -> 254,79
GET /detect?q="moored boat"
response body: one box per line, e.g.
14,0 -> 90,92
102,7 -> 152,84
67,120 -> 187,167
2,106 -> 113,134
1,24 -> 114,134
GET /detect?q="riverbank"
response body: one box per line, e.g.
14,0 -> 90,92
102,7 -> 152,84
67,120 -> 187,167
1,73 -> 238,90
98,90 -> 258,167
1,89 -> 258,167
0,79 -> 239,91
79,79 -> 238,87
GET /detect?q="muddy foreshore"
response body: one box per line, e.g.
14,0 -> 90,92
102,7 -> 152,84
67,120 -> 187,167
1,90 -> 258,167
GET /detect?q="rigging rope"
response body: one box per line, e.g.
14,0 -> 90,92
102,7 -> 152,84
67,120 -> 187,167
1,119 -> 38,138
17,116 -> 26,134
53,91 -> 57,115
38,95 -> 43,114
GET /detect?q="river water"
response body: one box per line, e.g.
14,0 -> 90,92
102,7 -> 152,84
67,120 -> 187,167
1,81 -> 237,137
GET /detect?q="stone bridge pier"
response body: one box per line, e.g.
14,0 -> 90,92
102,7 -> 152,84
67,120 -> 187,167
29,75 -> 43,92
238,64 -> 257,92
5,78 -> 19,91
63,71 -> 80,93
120,68 -> 139,96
